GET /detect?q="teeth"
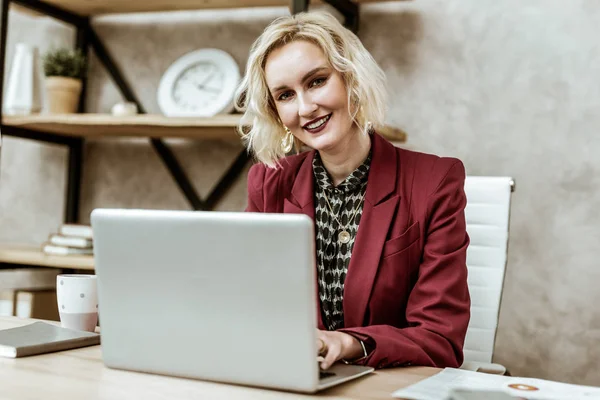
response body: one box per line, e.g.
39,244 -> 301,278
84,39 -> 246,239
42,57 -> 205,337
306,115 -> 330,130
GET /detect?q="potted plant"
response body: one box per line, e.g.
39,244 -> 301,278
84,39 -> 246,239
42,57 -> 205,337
42,48 -> 87,113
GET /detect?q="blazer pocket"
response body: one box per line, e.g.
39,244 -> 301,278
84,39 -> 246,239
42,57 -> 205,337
382,221 -> 420,259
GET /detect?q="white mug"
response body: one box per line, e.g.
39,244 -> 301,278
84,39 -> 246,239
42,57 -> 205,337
56,274 -> 98,332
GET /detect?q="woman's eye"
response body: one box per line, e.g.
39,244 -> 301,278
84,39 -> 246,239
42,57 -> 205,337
310,77 -> 327,87
278,91 -> 293,101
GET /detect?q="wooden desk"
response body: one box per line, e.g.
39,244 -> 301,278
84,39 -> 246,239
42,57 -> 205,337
0,317 -> 439,400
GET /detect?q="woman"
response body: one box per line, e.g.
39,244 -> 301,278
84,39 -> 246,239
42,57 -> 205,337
235,11 -> 470,371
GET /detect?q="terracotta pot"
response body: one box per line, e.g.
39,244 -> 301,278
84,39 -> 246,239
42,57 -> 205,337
45,76 -> 82,113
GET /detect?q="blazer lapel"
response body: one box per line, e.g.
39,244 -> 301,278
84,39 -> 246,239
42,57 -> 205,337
343,133 -> 400,328
283,150 -> 315,220
283,150 -> 323,328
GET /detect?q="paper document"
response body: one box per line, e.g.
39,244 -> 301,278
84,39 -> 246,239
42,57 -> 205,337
392,368 -> 600,400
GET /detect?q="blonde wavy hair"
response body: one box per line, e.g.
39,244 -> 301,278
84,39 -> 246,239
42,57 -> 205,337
235,11 -> 387,168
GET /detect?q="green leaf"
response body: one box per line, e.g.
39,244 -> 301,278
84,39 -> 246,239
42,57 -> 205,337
42,48 -> 87,79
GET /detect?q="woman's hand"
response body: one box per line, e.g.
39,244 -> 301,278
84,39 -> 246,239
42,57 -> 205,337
317,330 -> 364,369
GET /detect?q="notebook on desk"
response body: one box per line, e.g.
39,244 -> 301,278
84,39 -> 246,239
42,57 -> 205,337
0,322 -> 100,358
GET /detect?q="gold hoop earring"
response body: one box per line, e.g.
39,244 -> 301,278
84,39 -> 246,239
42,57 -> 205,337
281,126 -> 294,153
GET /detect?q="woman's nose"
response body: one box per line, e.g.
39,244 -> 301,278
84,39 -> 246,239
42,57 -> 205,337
298,94 -> 318,118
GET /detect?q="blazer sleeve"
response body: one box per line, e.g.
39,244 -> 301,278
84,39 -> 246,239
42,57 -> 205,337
245,163 -> 266,212
340,160 -> 471,369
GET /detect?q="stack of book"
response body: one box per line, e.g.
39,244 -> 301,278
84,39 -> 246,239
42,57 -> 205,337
42,224 -> 93,256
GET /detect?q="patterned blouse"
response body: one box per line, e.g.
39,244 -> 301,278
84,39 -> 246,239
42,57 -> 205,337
313,151 -> 371,331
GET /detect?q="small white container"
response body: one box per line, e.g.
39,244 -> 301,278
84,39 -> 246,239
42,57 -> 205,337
4,43 -> 43,115
56,274 -> 98,332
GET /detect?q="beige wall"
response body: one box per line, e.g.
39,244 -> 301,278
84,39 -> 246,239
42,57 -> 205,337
2,0 -> 599,385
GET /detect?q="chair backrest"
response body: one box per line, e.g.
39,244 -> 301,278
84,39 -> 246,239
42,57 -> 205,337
462,176 -> 514,364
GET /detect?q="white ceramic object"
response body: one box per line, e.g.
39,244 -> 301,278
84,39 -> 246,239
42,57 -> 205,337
157,48 -> 240,117
4,43 -> 43,115
56,274 -> 98,332
111,101 -> 138,116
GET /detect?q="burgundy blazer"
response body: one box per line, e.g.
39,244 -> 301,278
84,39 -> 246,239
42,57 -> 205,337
245,133 -> 470,369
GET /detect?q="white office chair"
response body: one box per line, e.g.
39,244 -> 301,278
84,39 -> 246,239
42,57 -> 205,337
461,176 -> 515,375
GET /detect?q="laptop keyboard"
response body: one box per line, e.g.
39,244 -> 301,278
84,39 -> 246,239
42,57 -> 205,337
319,371 -> 336,380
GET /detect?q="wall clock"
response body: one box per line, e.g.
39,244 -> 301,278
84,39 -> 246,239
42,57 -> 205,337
157,48 -> 240,117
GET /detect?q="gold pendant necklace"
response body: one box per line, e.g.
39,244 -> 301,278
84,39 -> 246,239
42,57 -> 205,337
323,190 -> 365,244
338,230 -> 351,244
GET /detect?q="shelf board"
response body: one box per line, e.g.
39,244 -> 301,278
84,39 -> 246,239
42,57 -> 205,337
22,0 -> 400,16
2,113 -> 407,142
0,244 -> 95,271
3,113 -> 242,140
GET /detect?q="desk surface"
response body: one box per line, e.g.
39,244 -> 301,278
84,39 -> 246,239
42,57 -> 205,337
0,317 -> 439,400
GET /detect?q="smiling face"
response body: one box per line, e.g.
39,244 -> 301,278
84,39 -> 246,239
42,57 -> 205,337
265,40 -> 359,153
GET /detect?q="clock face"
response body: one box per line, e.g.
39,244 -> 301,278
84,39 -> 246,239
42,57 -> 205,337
157,49 -> 240,117
172,62 -> 225,113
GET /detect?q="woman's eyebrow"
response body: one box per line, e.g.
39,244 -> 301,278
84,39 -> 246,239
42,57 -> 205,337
271,66 -> 329,93
300,66 -> 328,83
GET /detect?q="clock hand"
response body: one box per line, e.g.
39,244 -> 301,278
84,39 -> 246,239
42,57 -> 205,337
198,68 -> 216,87
195,84 -> 221,94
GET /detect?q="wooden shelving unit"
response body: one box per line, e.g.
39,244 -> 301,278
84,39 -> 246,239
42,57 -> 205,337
2,113 -> 407,141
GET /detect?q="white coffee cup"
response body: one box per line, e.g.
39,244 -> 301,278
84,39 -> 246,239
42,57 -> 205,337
56,274 -> 98,332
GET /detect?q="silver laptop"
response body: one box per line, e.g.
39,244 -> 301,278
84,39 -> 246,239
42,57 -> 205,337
90,208 -> 373,393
